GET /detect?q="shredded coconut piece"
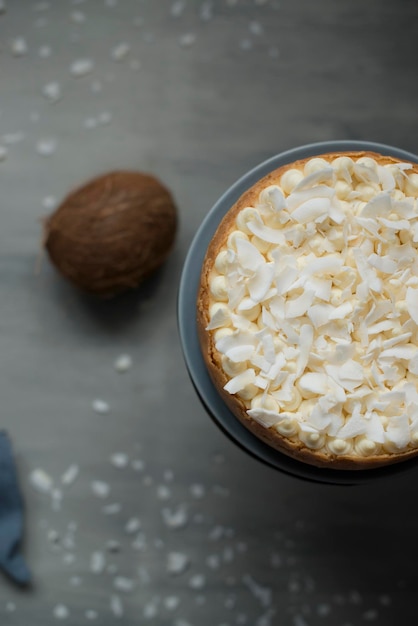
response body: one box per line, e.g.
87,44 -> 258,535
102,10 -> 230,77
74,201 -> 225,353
91,480 -> 110,498
167,552 -> 190,575
60,464 -> 79,487
70,58 -> 94,77
92,399 -> 109,414
30,468 -> 53,494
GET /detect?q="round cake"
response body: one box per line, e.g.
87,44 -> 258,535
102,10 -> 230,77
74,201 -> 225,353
197,151 -> 418,469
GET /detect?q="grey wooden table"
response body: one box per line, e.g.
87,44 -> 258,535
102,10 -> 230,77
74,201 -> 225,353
0,1 -> 418,625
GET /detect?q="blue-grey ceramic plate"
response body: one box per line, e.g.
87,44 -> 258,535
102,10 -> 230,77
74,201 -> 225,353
178,140 -> 418,485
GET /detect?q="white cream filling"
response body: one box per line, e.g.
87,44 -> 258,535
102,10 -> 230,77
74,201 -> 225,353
206,155 -> 418,458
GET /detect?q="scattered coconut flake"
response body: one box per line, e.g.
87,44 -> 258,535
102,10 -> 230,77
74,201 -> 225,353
164,595 -> 180,611
363,609 -> 378,621
240,38 -> 253,51
110,595 -> 124,618
42,82 -> 61,102
70,10 -> 85,22
162,505 -> 188,529
170,0 -> 186,17
243,574 -> 272,608
110,452 -> 129,468
92,399 -> 110,414
91,480 -> 110,498
11,37 -> 28,56
129,59 -> 141,71
70,58 -> 94,77
114,354 -> 132,372
131,459 -> 145,471
36,138 -> 57,156
190,483 -> 205,498
85,610 -> 98,621
38,45 -> 52,58
111,42 -> 130,61
90,551 -> 106,574
106,540 -> 121,553
167,552 -> 189,575
113,576 -> 135,592
249,20 -> 264,36
179,33 -> 196,47
143,601 -> 159,619
125,517 -> 141,534
91,80 -> 103,93
61,464 -> 79,486
53,605 -> 69,619
70,575 -> 82,587
157,484 -> 171,499
0,146 -> 8,161
48,529 -> 60,544
189,574 -> 206,590
5,602 -> 16,613
2,131 -> 25,145
98,111 -> 112,125
30,468 -> 53,494
102,503 -> 121,515
200,1 -> 213,20
42,195 -> 57,210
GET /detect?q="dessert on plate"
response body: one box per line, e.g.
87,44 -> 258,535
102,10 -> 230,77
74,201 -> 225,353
197,151 -> 418,469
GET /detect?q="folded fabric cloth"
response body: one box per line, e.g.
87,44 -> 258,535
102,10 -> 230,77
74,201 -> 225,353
0,431 -> 31,585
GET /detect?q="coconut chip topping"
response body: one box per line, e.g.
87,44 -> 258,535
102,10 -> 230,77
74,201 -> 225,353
206,155 -> 418,458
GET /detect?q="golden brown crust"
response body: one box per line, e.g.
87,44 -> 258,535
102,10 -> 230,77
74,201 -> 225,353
197,151 -> 418,470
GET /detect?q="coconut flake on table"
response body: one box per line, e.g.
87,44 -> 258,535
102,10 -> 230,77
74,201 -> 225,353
167,551 -> 190,575
2,131 -> 25,145
102,503 -> 122,515
111,43 -> 130,61
98,111 -> 112,125
179,33 -> 196,47
30,468 -> 53,494
53,605 -> 70,620
11,37 -> 28,56
161,505 -> 188,529
113,576 -> 135,593
70,10 -> 85,22
170,0 -> 186,17
110,595 -> 124,618
85,610 -> 98,621
36,138 -> 57,156
91,480 -> 110,498
70,58 -> 94,77
164,596 -> 180,611
110,452 -> 129,468
90,551 -> 106,574
42,195 -> 58,210
42,82 -> 62,102
92,399 -> 110,414
125,517 -> 141,534
61,464 -> 79,486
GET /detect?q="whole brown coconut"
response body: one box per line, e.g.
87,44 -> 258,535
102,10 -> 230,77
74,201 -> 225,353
44,171 -> 177,297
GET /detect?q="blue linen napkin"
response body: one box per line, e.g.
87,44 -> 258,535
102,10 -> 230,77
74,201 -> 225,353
0,431 -> 31,585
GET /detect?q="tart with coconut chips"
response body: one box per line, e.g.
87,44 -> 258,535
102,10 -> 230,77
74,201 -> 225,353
197,151 -> 418,469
